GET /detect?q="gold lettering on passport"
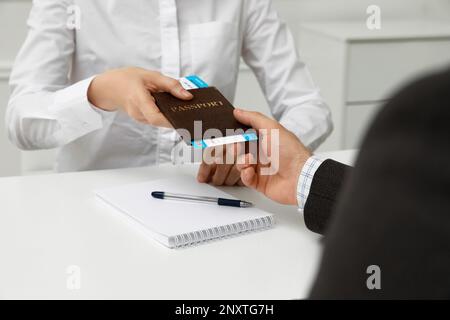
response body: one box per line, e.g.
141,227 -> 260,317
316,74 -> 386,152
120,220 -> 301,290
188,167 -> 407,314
170,100 -> 224,113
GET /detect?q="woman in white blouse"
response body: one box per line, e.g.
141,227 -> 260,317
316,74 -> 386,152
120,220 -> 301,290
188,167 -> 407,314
6,0 -> 332,185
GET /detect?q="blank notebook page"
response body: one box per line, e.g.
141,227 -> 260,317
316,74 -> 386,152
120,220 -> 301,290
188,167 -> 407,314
95,175 -> 274,248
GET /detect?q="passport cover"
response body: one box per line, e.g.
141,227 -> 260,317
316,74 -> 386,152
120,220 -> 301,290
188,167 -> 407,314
153,87 -> 249,145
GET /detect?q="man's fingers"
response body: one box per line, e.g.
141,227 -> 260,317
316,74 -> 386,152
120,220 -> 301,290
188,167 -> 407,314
197,162 -> 215,183
236,153 -> 257,187
224,165 -> 242,186
211,162 -> 233,186
236,153 -> 256,171
241,167 -> 258,189
223,143 -> 244,186
233,109 -> 279,130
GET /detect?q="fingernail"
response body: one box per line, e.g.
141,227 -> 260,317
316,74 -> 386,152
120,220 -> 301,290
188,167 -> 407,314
181,89 -> 192,98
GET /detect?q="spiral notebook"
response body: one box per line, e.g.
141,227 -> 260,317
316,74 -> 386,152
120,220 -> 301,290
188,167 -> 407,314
95,176 -> 274,248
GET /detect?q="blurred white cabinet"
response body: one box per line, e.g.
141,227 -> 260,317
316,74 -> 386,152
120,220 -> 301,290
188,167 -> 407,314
0,63 -> 21,177
299,20 -> 450,151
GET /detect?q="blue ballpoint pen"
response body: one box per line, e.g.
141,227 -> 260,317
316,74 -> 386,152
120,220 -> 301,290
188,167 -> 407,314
151,191 -> 253,208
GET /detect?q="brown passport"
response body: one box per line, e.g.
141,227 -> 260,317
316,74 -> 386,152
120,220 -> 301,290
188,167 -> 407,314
153,87 -> 249,145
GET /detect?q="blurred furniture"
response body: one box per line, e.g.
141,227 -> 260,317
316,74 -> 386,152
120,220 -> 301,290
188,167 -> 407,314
0,62 -> 21,177
0,150 -> 356,299
299,19 -> 450,151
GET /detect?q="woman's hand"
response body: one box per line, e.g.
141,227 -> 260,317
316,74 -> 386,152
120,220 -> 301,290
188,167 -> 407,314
88,67 -> 193,127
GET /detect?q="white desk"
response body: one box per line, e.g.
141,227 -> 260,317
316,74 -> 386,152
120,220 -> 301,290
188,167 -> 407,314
0,150 -> 356,299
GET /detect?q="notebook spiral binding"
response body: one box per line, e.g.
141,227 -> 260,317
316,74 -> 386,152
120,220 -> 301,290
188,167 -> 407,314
170,215 -> 275,248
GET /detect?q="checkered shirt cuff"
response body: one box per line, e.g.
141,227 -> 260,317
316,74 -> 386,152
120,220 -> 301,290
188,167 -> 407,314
297,156 -> 324,211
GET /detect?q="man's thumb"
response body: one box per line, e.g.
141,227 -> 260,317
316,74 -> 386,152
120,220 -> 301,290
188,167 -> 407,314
233,109 -> 277,130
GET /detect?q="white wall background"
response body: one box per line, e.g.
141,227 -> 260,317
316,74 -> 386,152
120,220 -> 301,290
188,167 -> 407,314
235,0 -> 450,111
1,0 -> 450,176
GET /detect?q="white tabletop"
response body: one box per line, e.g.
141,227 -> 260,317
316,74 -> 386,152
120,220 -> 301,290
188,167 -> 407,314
0,150 -> 356,299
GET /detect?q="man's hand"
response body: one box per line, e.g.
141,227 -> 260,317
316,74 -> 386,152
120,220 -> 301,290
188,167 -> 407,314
233,109 -> 312,205
88,67 -> 193,127
197,142 -> 245,186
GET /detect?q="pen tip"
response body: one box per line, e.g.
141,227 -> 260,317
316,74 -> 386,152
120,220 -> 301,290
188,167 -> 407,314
241,201 -> 253,208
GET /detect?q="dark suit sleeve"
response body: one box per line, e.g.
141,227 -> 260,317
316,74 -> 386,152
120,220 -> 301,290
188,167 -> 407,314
309,68 -> 450,299
303,160 -> 352,235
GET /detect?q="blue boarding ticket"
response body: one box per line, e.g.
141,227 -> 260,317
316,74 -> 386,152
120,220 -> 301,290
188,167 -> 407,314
192,132 -> 259,149
179,75 -> 209,90
178,75 -> 259,149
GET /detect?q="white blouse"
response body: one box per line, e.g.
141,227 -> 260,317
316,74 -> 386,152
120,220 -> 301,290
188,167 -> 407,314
6,0 -> 332,172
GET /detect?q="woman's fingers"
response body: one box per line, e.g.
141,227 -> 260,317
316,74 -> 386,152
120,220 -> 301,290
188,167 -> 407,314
126,106 -> 147,123
133,88 -> 172,127
144,71 -> 193,100
148,113 -> 172,128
